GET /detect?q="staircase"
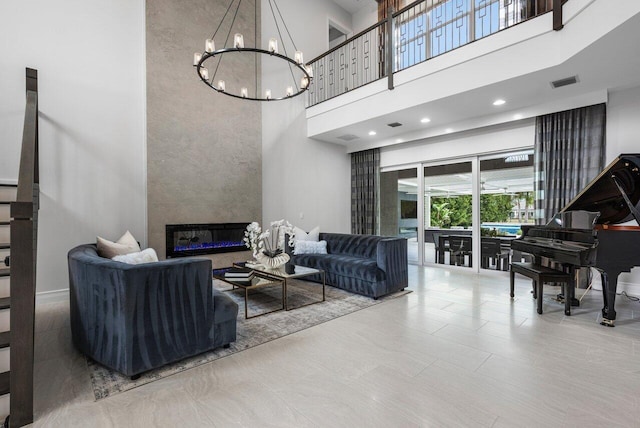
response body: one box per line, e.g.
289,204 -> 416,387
1,68 -> 39,428
0,184 -> 16,418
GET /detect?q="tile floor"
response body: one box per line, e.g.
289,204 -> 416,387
30,265 -> 640,427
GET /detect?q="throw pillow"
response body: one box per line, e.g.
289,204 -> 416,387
96,230 -> 141,258
112,248 -> 159,265
294,226 -> 320,242
294,240 -> 327,255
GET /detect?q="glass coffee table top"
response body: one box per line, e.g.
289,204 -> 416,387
233,262 -> 326,310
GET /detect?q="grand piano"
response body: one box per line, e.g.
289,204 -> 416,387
511,153 -> 640,326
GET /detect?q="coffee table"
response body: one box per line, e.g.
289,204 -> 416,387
235,263 -> 326,311
213,268 -> 285,319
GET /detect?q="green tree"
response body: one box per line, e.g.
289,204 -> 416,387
431,196 -> 472,227
431,201 -> 451,227
480,194 -> 513,223
431,194 -> 514,227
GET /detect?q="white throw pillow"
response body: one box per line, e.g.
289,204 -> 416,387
112,248 -> 159,265
97,230 -> 141,258
294,240 -> 327,255
294,226 -> 320,242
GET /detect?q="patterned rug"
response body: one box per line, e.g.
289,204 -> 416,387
88,279 -> 411,400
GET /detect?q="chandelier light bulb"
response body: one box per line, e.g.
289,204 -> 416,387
301,76 -> 309,89
200,67 -> 209,80
268,38 -> 278,53
234,33 -> 244,48
305,64 -> 313,78
218,80 -> 225,92
193,52 -> 202,66
286,86 -> 294,97
265,89 -> 272,100
241,87 -> 248,98
294,51 -> 304,64
205,39 -> 215,53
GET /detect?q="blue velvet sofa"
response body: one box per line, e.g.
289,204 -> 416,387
68,244 -> 238,378
286,233 -> 408,299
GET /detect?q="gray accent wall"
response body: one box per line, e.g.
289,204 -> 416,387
146,0 -> 262,259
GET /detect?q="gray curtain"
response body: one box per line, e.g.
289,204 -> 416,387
351,149 -> 380,235
534,103 -> 606,224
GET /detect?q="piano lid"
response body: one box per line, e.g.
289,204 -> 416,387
561,154 -> 640,225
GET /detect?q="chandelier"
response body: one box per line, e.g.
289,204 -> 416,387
193,0 -> 313,101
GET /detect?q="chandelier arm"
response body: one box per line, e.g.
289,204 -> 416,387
210,0 -> 237,40
286,58 -> 299,93
268,0 -> 289,59
213,0 -> 244,85
272,0 -> 298,52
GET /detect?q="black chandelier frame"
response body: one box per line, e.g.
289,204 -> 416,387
194,0 -> 312,102
195,48 -> 311,102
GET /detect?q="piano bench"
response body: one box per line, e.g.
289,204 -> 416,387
510,262 -> 572,314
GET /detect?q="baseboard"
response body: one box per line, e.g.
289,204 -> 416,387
0,179 -> 18,186
36,288 -> 69,304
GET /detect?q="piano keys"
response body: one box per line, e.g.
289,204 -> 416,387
511,153 -> 640,326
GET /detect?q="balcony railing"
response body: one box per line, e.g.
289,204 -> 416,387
308,0 -> 559,107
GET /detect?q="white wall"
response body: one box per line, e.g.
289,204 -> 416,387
262,0 -> 352,233
351,2 -> 378,34
0,1 -> 146,293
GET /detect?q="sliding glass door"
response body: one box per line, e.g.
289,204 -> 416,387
424,161 -> 474,268
378,150 -> 534,270
479,150 -> 534,270
380,167 -> 420,264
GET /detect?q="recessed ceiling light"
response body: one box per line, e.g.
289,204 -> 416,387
493,99 -> 506,106
513,113 -> 523,120
420,117 -> 431,123
368,131 -> 376,136
445,128 -> 453,133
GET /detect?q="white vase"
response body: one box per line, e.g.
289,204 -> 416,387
255,252 -> 290,269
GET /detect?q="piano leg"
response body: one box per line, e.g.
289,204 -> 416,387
563,268 -> 578,316
600,270 -> 620,327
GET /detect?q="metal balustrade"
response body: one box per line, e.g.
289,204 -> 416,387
307,21 -> 387,107
307,0 -> 557,107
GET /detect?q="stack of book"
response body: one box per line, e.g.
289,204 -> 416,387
224,267 -> 253,284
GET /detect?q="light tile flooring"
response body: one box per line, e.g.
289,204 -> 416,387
31,265 -> 640,427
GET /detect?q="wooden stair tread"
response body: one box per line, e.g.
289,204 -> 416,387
0,243 -> 8,250
0,371 -> 9,396
0,267 -> 8,277
0,332 -> 9,349
0,222 -> 9,226
0,297 -> 9,310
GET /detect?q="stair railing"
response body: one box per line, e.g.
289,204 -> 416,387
7,67 -> 39,428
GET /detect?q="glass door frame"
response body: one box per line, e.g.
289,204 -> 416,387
380,163 -> 423,265
421,156 -> 479,271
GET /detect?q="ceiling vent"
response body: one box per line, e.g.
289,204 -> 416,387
387,122 -> 403,128
336,134 -> 359,141
550,75 -> 579,89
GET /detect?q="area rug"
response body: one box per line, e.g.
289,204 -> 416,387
87,279 -> 411,400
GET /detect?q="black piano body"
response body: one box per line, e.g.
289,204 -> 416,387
511,154 -> 640,326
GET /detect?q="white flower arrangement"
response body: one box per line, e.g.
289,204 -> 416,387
244,220 -> 296,259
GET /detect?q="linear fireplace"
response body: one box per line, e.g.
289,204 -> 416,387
165,223 -> 249,258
